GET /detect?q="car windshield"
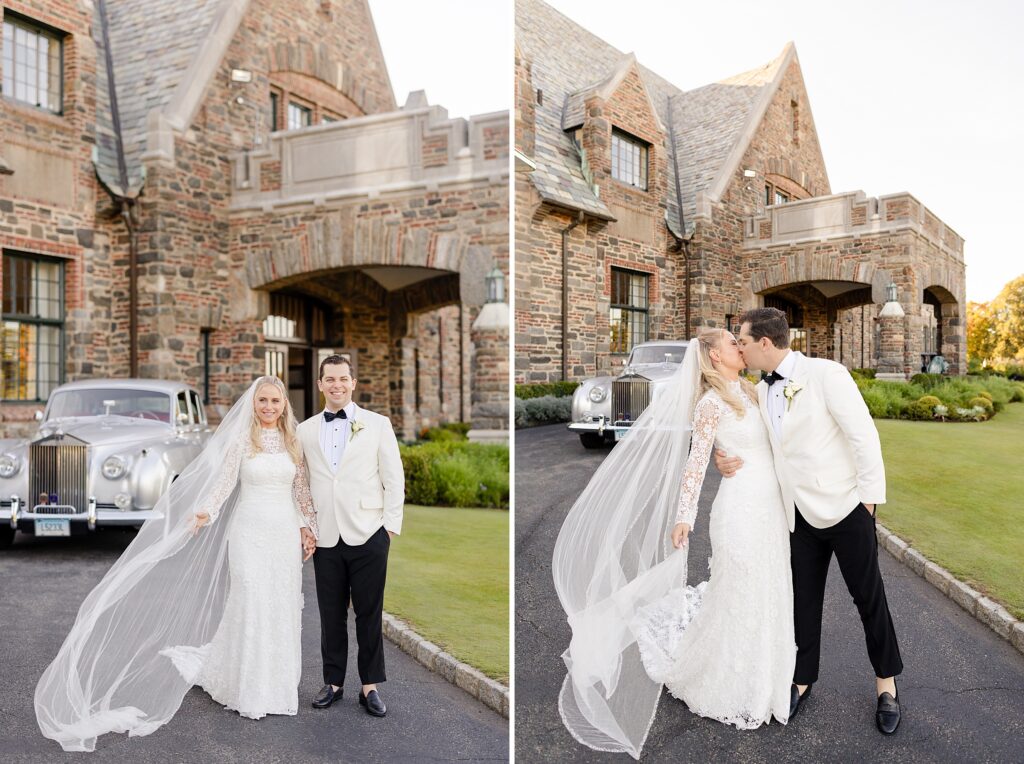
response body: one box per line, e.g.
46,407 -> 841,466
46,389 -> 173,422
629,345 -> 687,365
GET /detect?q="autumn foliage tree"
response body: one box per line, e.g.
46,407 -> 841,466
968,274 -> 1024,367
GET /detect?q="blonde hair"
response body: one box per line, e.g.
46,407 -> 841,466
695,327 -> 757,418
249,375 -> 302,464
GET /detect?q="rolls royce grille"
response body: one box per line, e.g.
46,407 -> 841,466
612,377 -> 651,423
29,442 -> 88,513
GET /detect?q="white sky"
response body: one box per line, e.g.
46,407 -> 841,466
368,0 -> 511,117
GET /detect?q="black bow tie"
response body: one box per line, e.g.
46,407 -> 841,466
323,409 -> 348,422
762,370 -> 785,386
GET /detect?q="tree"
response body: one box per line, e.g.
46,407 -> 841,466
968,274 -> 1024,366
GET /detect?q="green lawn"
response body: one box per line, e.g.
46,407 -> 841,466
876,403 -> 1024,619
386,505 -> 509,683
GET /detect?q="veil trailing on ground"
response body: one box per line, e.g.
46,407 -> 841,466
553,339 -> 702,759
34,380 -> 265,752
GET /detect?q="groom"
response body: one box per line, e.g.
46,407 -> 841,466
297,355 -> 404,717
716,307 -> 903,734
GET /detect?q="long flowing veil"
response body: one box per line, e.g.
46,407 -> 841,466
553,340 -> 702,759
34,380 -> 264,752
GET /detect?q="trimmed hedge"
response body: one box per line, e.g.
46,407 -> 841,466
514,394 -> 572,428
514,381 -> 580,399
399,441 -> 509,509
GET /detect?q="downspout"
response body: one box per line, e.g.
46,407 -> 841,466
561,212 -> 583,381
97,0 -> 139,376
667,95 -> 692,337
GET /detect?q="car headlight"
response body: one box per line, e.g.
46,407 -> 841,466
588,386 -> 607,403
0,453 -> 20,478
102,455 -> 131,480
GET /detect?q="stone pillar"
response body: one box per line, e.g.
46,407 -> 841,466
941,302 -> 965,376
875,299 -> 907,382
469,301 -> 509,443
390,336 -> 418,441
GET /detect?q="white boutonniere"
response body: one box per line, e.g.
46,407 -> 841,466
783,380 -> 804,411
350,420 -> 365,441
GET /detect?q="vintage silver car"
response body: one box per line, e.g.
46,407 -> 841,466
568,340 -> 690,448
0,379 -> 213,547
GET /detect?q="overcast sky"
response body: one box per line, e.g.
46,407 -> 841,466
369,0 -> 1019,303
369,0 -> 510,117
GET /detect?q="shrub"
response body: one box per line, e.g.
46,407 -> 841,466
903,400 -> 936,421
910,373 -> 944,389
398,441 -> 509,508
852,368 -> 877,379
969,396 -> 994,415
515,381 -> 580,399
514,398 -> 528,428
917,395 -> 942,408
522,395 -> 572,424
419,422 -> 471,442
1012,385 -> 1024,403
977,390 -> 994,402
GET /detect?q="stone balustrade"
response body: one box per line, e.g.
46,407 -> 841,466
230,97 -> 508,211
743,190 -> 964,262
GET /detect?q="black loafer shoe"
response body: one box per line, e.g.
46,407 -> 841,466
312,684 -> 342,709
876,684 -> 901,735
359,689 -> 387,717
789,683 -> 812,719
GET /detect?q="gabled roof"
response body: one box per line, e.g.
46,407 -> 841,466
94,0 -> 237,196
562,53 -> 664,134
517,0 -> 798,230
92,0 -> 396,198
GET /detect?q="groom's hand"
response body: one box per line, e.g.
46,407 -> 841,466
714,449 -> 743,478
300,528 -> 316,561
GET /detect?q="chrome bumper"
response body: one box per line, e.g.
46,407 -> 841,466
1,495 -> 160,529
567,416 -> 633,434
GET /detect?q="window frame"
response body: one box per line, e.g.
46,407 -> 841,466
609,266 -> 650,354
1,250 -> 66,402
286,99 -> 313,131
610,128 -> 649,191
269,88 -> 282,132
1,11 -> 65,115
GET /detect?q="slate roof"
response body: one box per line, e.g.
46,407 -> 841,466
93,0 -> 227,196
516,0 -> 791,231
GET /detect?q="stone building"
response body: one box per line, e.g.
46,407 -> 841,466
0,0 -> 509,439
515,0 -> 965,384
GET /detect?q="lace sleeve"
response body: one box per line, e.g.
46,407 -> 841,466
198,437 -> 244,522
675,395 -> 722,527
292,457 -> 319,540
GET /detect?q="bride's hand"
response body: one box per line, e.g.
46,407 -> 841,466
671,522 -> 691,549
190,512 -> 210,536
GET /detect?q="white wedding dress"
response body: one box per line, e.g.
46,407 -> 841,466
162,429 -> 317,720
633,381 -> 796,728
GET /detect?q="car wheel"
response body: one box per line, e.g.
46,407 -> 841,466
0,526 -> 14,549
579,433 -> 606,449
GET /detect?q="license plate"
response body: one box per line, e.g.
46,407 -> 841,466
614,427 -> 632,441
35,518 -> 70,537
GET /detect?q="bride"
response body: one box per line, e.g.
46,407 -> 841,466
553,328 -> 795,759
35,376 -> 319,752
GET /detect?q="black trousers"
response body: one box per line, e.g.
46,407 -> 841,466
313,526 -> 390,686
791,503 -> 903,684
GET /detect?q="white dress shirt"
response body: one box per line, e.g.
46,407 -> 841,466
766,350 -> 796,440
318,401 -> 355,474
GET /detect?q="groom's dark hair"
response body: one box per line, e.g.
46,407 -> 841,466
739,307 -> 790,348
319,354 -> 354,379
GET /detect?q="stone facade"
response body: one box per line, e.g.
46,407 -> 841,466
515,0 -> 966,383
1,0 -> 509,440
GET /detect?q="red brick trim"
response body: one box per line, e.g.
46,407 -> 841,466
0,236 -> 82,258
605,256 -> 660,303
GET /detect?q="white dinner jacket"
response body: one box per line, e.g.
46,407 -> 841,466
757,352 -> 886,531
297,404 -> 404,547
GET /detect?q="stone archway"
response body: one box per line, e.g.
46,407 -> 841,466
751,253 -> 894,363
920,283 -> 961,374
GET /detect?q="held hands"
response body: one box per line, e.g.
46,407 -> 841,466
714,448 -> 743,478
300,528 -> 316,562
671,522 -> 691,549
190,512 -> 210,536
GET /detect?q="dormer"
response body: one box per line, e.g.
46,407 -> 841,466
562,54 -> 666,211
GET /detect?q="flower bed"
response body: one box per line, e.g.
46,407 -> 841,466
855,374 -> 1024,421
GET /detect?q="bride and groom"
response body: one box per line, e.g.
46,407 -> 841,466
554,307 -> 903,759
35,355 -> 404,751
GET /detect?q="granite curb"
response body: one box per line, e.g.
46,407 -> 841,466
876,522 -> 1024,657
382,612 -> 510,718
